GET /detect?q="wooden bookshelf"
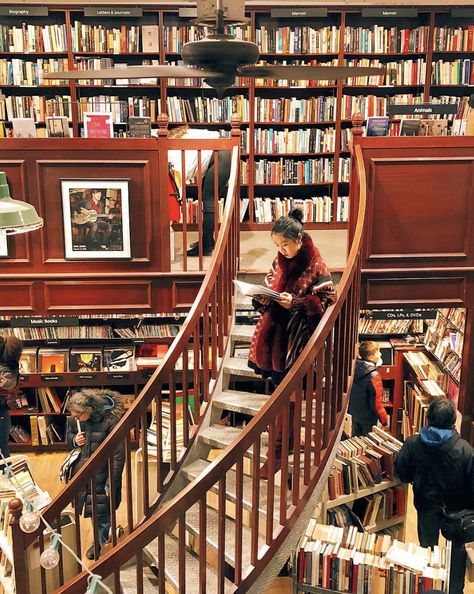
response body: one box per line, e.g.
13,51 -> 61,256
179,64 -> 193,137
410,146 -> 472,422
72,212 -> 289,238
2,6 -> 472,230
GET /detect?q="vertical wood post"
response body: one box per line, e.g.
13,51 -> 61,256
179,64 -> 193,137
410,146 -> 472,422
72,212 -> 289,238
9,498 -> 31,594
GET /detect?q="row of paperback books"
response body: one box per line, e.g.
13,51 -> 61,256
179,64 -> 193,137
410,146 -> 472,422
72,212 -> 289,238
343,26 -> 429,54
255,26 -> 340,54
166,95 -> 249,124
0,57 -> 69,86
253,127 -> 336,155
359,316 -> 424,335
0,23 -> 68,53
254,96 -> 337,124
250,157 -> 336,186
298,522 -> 447,593
19,344 -> 171,374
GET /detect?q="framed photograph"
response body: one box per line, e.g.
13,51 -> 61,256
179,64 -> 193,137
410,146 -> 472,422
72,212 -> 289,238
61,179 -> 131,259
0,230 -> 7,257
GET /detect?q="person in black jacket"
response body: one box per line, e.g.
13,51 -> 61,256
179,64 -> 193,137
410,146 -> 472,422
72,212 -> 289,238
395,398 -> 474,594
0,336 -> 23,461
66,388 -> 125,560
348,341 -> 388,436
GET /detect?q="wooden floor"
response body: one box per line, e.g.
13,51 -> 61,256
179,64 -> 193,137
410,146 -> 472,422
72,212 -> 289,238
27,452 -> 474,593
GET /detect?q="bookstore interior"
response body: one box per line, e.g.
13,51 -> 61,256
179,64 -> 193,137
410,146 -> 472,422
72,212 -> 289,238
0,1 -> 474,593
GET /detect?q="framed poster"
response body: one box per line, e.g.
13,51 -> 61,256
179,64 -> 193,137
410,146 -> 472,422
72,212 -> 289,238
0,231 -> 7,257
61,179 -> 131,259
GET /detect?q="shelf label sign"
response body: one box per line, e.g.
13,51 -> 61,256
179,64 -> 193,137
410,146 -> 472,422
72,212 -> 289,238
84,7 -> 143,17
40,375 -> 63,382
179,8 -> 197,17
77,374 -> 98,381
368,310 -> 436,320
0,6 -> 48,16
362,8 -> 418,17
11,316 -> 79,327
108,373 -> 130,380
452,8 -> 474,17
389,103 -> 459,116
271,8 -> 327,17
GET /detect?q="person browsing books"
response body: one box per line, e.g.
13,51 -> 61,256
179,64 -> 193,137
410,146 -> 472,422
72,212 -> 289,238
168,126 -> 231,256
395,398 -> 474,594
66,389 -> 124,561
247,208 -> 335,477
348,341 -> 389,436
0,336 -> 23,461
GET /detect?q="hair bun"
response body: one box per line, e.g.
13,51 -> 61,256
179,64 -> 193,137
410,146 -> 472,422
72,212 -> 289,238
288,208 -> 304,224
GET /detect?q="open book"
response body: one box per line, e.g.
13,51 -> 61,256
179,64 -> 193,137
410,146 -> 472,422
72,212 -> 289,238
233,279 -> 281,300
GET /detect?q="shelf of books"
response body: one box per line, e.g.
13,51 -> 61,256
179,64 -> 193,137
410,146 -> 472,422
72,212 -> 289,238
4,6 -> 474,231
321,428 -> 407,537
294,521 -> 449,594
0,313 -> 188,451
401,350 -> 448,439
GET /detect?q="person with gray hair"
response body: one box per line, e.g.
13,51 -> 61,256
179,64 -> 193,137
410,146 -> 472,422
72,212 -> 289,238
395,398 -> 474,594
66,388 -> 124,560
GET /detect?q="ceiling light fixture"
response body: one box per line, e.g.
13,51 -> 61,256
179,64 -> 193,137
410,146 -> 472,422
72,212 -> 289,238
0,171 -> 43,235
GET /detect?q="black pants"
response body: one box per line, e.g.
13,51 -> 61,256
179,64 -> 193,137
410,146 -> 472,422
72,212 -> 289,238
201,150 -> 232,248
0,410 -> 11,463
352,418 -> 375,437
418,508 -> 466,594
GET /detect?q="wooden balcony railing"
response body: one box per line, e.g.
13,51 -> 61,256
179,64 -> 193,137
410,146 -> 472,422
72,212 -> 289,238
9,139 -> 366,594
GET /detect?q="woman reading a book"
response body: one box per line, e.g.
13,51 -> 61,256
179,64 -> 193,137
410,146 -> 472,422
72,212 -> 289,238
66,389 -> 124,561
248,208 -> 335,477
0,336 -> 23,461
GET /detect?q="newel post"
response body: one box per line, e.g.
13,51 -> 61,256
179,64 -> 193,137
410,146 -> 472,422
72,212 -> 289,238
9,498 -> 31,594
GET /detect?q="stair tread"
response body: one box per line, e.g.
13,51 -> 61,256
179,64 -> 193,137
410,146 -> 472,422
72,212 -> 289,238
225,357 -> 262,378
182,458 -> 281,518
186,503 -> 258,571
145,533 -> 233,594
213,390 -> 269,415
200,424 -> 268,452
231,323 -> 255,341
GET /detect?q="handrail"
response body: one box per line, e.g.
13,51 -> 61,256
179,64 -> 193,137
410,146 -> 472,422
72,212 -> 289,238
12,136 -> 241,593
51,134 -> 368,593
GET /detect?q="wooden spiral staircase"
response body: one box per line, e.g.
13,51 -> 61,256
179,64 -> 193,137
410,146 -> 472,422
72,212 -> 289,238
8,137 -> 368,594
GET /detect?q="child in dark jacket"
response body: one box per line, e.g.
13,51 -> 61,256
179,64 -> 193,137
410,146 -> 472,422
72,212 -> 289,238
0,336 -> 23,460
348,341 -> 388,436
66,388 -> 124,560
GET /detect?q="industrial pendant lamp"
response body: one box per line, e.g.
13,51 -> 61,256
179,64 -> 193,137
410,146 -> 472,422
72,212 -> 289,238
0,171 -> 43,235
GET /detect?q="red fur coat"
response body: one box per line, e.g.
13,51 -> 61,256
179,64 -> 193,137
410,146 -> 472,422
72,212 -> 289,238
248,234 -> 335,384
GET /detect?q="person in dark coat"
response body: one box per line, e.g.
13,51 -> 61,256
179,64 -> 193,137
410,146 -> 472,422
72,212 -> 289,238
0,336 -> 23,461
66,388 -> 125,560
248,208 -> 335,477
348,340 -> 388,436
395,398 -> 474,594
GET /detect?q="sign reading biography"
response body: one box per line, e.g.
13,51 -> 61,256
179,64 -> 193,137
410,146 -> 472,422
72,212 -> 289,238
389,103 -> 459,116
84,7 -> 143,17
362,8 -> 418,18
0,6 -> 48,16
271,8 -> 327,17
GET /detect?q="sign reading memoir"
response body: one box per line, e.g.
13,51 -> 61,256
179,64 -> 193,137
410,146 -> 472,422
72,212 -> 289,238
0,6 -> 48,16
367,310 -> 436,320
362,8 -> 418,18
61,179 -> 131,259
389,103 -> 458,116
84,7 -> 143,17
271,8 -> 327,18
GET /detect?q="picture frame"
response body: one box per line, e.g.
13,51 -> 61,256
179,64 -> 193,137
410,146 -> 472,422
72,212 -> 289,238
61,179 -> 131,259
0,230 -> 7,257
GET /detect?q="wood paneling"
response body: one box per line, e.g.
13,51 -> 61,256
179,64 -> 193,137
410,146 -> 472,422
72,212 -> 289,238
363,275 -> 466,308
44,280 -> 153,312
0,283 -> 36,312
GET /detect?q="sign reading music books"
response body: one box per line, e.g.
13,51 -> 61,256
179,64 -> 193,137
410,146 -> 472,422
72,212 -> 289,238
11,317 -> 79,327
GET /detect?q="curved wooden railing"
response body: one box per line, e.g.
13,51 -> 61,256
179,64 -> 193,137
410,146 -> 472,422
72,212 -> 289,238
37,146 -> 368,593
10,133 -> 242,593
